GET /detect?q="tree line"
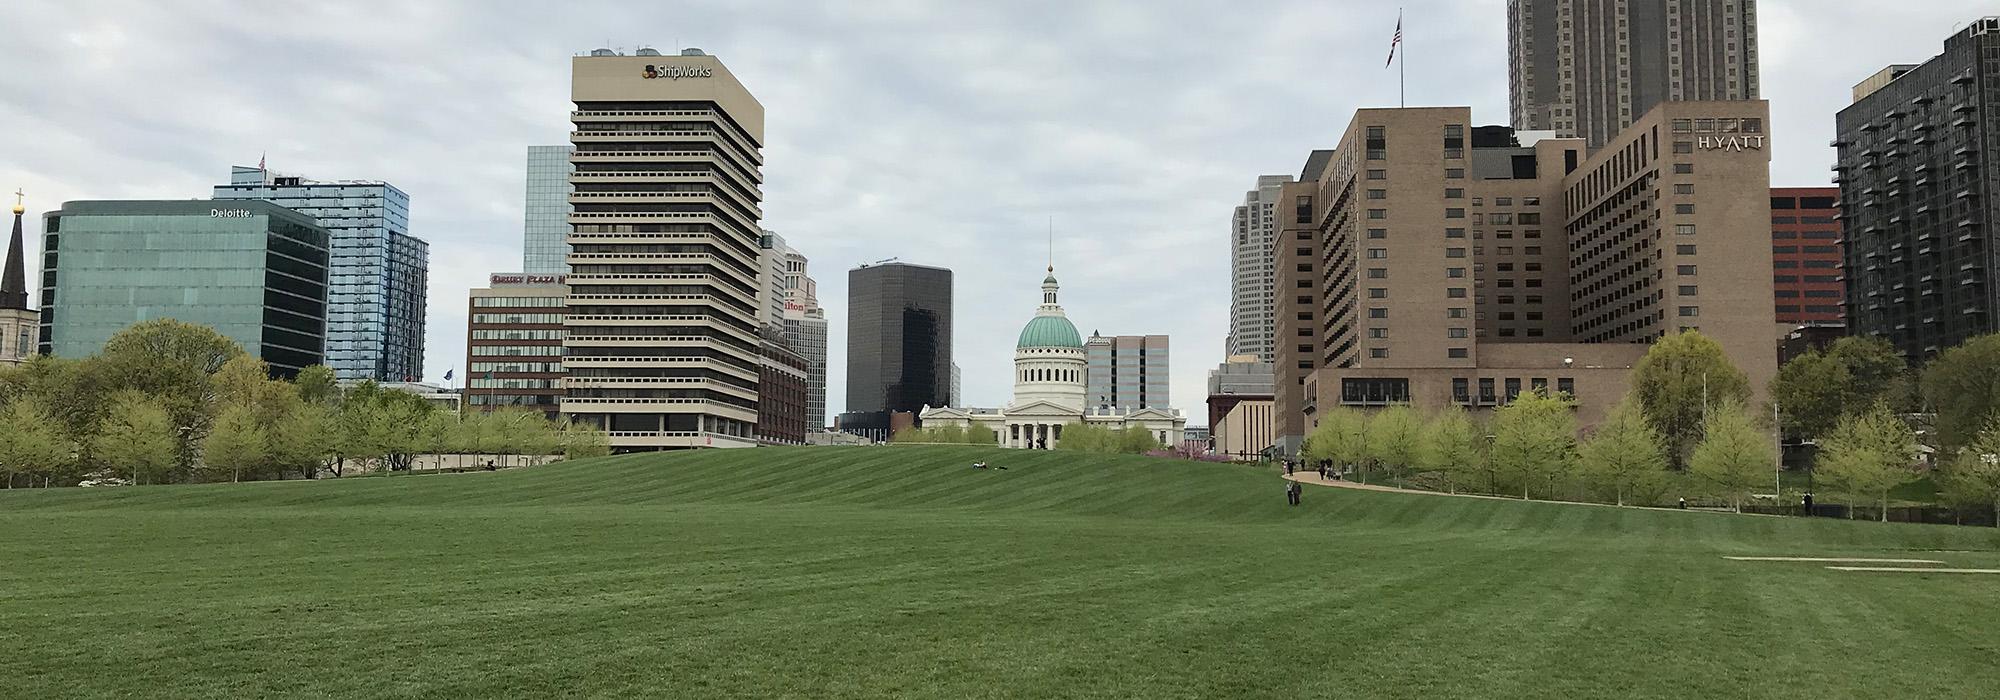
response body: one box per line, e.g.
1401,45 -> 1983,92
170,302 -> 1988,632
0,319 -> 609,488
1300,331 -> 2000,522
891,422 -> 1164,454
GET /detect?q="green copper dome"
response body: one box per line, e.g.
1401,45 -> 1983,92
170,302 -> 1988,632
1017,315 -> 1083,349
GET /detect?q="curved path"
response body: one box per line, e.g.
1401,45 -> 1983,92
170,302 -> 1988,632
1280,469 -> 1763,515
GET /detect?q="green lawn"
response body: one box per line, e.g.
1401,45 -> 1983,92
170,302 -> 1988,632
3,446 -> 1997,698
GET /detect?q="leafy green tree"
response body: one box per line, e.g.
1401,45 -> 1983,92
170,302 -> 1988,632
94,390 -> 178,485
1938,423 -> 2000,524
1489,390 -> 1577,499
1632,330 -> 1750,467
202,405 -> 266,483
1768,351 -> 1851,442
965,423 -> 998,446
1578,397 -> 1667,506
1417,406 -> 1483,494
270,402 -> 336,479
0,398 -> 81,488
98,320 -> 245,470
1920,333 -> 2000,453
1816,404 -> 1920,522
293,364 -> 340,406
1824,336 -> 1906,408
1366,405 -> 1425,488
1054,423 -> 1109,453
1118,426 -> 1162,454
930,424 -> 967,445
1303,407 -> 1370,481
1688,401 -> 1773,512
561,421 -> 613,460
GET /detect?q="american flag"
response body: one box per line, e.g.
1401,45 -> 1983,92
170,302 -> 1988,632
1386,14 -> 1403,68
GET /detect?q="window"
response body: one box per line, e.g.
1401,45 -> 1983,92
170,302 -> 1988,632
1505,378 -> 1523,401
1518,213 -> 1541,225
1367,169 -> 1388,180
1368,209 -> 1388,219
1677,264 -> 1697,275
1369,328 -> 1389,339
1447,307 -> 1467,318
1676,224 -> 1697,236
1368,228 -> 1388,239
1453,378 -> 1471,403
1370,348 -> 1389,359
1803,245 -> 1837,254
1368,268 -> 1388,279
1490,213 -> 1515,225
1676,244 -> 1697,255
1447,267 -> 1466,278
1446,248 -> 1467,258
1556,378 -> 1574,396
1445,188 -> 1465,199
1773,245 -> 1798,254
1446,208 -> 1466,218
1675,204 -> 1695,215
1368,288 -> 1388,298
1369,308 -> 1388,319
1445,168 -> 1465,179
1674,183 -> 1695,194
1678,285 -> 1698,296
1367,248 -> 1388,259
1673,141 -> 1694,154
1479,378 -> 1496,402
1495,197 -> 1513,206
1678,306 -> 1699,317
1447,287 -> 1468,298
1672,119 -> 1693,134
1524,246 -> 1541,255
1367,126 -> 1387,160
1448,348 -> 1469,359
1446,228 -> 1467,238
1295,196 -> 1312,224
1674,163 -> 1694,174
1368,189 -> 1388,200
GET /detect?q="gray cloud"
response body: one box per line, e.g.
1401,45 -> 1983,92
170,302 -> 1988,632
2,0 -> 1989,424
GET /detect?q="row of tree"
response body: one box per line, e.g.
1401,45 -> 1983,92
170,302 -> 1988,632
889,422 -> 1164,455
1297,330 -> 2000,521
892,424 -> 1000,445
0,319 -> 609,487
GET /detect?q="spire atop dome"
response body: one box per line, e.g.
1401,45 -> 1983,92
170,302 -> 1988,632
1,189 -> 27,311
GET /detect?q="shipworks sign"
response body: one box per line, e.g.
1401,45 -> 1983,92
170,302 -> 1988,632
642,64 -> 713,80
1697,135 -> 1766,152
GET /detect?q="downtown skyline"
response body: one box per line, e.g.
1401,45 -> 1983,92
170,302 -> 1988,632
2,0 -> 1991,423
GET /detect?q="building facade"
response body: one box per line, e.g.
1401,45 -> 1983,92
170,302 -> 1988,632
1770,187 -> 1843,325
1273,102 -> 1777,448
2,199 -> 39,365
1230,175 -> 1290,361
37,200 -> 329,377
522,144 -> 574,275
757,331 -> 810,444
1084,332 -> 1170,412
213,168 -> 426,382
1834,18 -> 2000,360
1508,0 -> 1762,149
465,274 -> 568,420
562,47 -> 767,450
1206,355 -> 1275,458
921,265 -> 1185,448
846,261 -> 953,416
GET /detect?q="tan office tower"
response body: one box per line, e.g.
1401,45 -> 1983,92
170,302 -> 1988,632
1508,0 -> 1761,149
563,48 -> 766,450
1274,101 -> 1775,450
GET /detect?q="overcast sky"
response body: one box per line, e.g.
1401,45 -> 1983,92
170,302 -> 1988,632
3,0 -> 1992,423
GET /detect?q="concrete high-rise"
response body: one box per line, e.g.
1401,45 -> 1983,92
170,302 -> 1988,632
562,47 -> 766,450
464,273 -> 568,420
1835,18 -> 2000,359
845,262 -> 952,417
37,200 -> 330,377
1769,187 -> 1843,326
214,168 -> 427,382
1508,0 -> 1762,149
1085,333 -> 1171,412
1229,176 -> 1290,362
1274,102 -> 1777,453
761,230 -> 829,430
522,144 -> 574,275
2,196 -> 39,365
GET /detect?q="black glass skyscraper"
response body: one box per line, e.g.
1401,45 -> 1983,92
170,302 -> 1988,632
845,262 -> 953,416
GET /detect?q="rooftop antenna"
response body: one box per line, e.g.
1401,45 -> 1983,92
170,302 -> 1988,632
1047,216 -> 1054,272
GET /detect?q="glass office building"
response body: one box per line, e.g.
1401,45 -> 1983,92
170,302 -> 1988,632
37,200 -> 330,377
214,167 -> 427,381
845,262 -> 953,415
522,145 -> 574,275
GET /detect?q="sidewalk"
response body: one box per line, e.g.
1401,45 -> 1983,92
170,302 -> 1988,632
1279,470 -> 1770,515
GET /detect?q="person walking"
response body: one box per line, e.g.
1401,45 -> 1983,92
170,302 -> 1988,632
1802,491 -> 1814,517
1287,480 -> 1302,506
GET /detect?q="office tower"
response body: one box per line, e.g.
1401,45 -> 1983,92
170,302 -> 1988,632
562,47 -> 766,450
1770,188 -> 1843,325
1835,18 -> 2000,359
759,231 -> 828,430
1508,0 -> 1762,148
1084,333 -> 1170,411
785,306 -> 829,428
845,262 -> 952,417
1,197 -> 38,364
1229,175 -> 1290,361
213,167 -> 427,382
465,273 -> 568,420
950,362 -> 961,408
757,330 -> 809,444
522,145 -> 574,275
1274,102 -> 1776,449
1207,355 -> 1275,459
37,200 -> 329,377
757,231 -> 793,329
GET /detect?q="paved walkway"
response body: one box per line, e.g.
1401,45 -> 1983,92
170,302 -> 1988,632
1278,469 -> 1770,515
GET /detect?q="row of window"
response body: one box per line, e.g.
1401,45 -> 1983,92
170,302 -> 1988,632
1773,246 -> 1840,254
1772,216 -> 1837,224
472,313 -> 564,324
1771,230 -> 1839,239
1774,260 -> 1838,269
472,296 -> 566,308
1773,275 -> 1840,283
1776,305 -> 1843,314
1449,377 -> 1578,404
471,329 -> 567,340
1775,290 -> 1841,298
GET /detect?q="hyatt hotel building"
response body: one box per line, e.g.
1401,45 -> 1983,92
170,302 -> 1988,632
562,48 -> 767,450
1275,101 -> 1778,452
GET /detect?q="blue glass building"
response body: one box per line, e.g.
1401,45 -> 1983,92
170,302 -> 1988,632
213,167 -> 427,381
522,145 -> 573,275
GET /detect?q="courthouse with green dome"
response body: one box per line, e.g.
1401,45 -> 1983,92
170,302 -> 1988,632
921,265 -> 1185,449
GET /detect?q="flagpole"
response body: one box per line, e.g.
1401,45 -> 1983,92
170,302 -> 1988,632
1398,8 -> 1406,108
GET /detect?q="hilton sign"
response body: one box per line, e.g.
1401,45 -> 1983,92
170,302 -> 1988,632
1697,135 -> 1767,152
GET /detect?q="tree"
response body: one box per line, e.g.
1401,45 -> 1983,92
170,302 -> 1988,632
1489,390 -> 1577,499
560,421 -> 612,460
97,320 -> 245,471
1824,336 -> 1906,408
1417,406 -> 1483,494
294,364 -> 339,406
1920,333 -> 2000,453
0,398 -> 81,488
1768,351 -> 1852,442
1366,405 -> 1425,488
202,405 -> 266,483
965,423 -> 998,446
1304,407 -> 1370,481
1631,330 -> 1750,467
1688,401 -> 1773,512
94,390 -> 178,485
270,402 -> 337,479
1938,422 -> 2000,524
1578,397 -> 1667,506
1117,426 -> 1161,454
1815,403 -> 1920,522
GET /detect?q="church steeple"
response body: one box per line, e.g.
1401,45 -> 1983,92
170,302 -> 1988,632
1,189 -> 28,312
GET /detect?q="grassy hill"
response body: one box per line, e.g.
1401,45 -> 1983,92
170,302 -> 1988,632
3,446 -> 1996,698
